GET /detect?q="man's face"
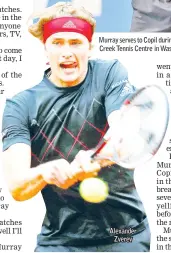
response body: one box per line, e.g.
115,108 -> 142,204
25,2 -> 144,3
45,32 -> 91,87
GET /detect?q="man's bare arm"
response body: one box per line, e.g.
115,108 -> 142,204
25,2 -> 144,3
2,143 -> 100,201
2,143 -> 80,201
2,143 -> 47,201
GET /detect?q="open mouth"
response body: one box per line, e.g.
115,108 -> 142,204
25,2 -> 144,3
59,61 -> 78,69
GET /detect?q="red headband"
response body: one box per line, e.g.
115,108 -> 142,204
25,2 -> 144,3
43,17 -> 93,43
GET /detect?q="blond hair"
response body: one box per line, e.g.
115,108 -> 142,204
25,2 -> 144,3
28,1 -> 96,42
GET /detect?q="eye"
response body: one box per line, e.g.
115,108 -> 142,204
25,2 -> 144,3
70,41 -> 81,46
52,41 -> 63,46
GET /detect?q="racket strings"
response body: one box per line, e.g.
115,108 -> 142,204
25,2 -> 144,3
91,86 -> 169,168
116,87 -> 168,165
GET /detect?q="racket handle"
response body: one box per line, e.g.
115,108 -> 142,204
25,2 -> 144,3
96,159 -> 115,168
91,138 -> 109,159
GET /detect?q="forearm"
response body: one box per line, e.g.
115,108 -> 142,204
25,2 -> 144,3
9,166 -> 47,201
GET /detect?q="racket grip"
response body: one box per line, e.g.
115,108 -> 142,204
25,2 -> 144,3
97,159 -> 115,168
91,139 -> 108,159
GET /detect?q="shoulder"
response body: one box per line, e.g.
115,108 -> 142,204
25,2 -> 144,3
88,59 -> 120,72
88,59 -> 127,84
6,75 -> 48,107
88,59 -> 126,80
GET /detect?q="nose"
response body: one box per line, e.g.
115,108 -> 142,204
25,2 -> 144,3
61,44 -> 74,59
61,51 -> 73,59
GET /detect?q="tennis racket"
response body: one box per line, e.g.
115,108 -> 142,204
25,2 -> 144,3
91,85 -> 169,168
78,85 -> 169,203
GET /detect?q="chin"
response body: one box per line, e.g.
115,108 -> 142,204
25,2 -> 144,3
60,75 -> 80,85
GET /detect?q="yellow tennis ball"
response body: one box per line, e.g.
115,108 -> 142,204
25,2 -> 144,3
79,178 -> 109,203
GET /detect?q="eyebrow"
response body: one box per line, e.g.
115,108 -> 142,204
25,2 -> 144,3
51,38 -> 82,42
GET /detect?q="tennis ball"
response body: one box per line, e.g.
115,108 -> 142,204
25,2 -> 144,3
79,178 -> 108,203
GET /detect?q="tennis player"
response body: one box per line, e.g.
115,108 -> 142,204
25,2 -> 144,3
131,0 -> 171,32
2,2 -> 150,252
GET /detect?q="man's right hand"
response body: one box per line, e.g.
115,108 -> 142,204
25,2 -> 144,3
40,159 -> 82,189
40,154 -> 101,190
